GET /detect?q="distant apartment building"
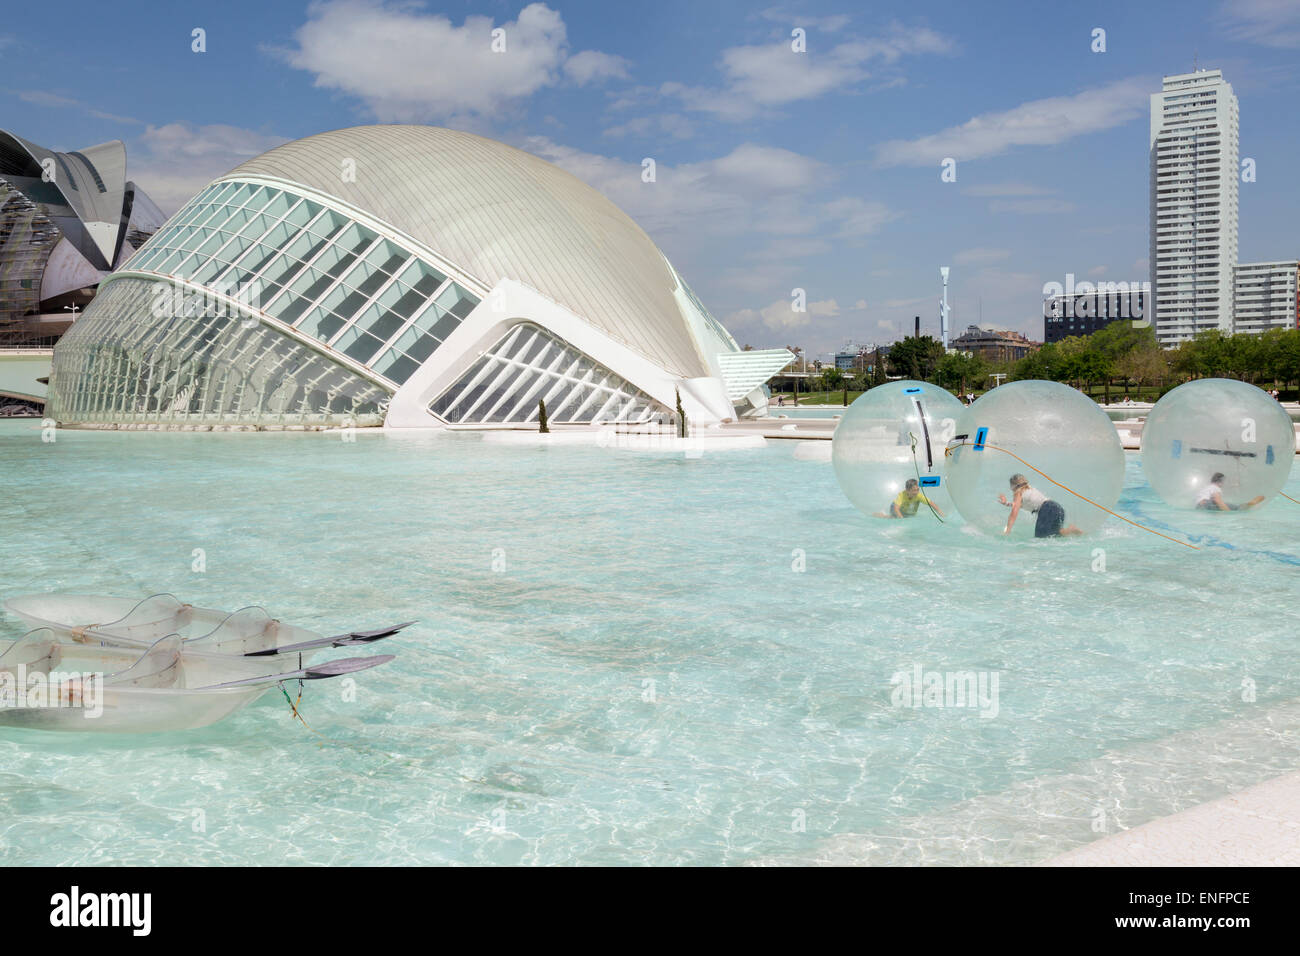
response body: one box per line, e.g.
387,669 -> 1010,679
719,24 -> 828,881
1043,286 -> 1148,343
1234,261 -> 1299,334
951,325 -> 1038,362
833,344 -> 876,372
1149,70 -> 1239,346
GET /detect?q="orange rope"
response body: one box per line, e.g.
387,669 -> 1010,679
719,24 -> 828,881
946,441 -> 1200,550
1280,491 -> 1299,505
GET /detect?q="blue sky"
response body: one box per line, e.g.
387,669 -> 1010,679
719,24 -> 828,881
3,0 -> 1297,357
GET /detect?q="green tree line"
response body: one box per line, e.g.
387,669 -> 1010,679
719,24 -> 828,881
796,324 -> 1300,403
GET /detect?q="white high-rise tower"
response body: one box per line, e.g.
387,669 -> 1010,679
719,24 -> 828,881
1149,70 -> 1239,346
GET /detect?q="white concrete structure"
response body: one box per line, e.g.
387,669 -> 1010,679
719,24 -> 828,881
1233,260 -> 1298,334
1149,71 -> 1239,346
49,126 -> 789,429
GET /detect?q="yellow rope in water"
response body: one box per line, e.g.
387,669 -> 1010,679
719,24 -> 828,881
277,681 -> 416,764
946,440 -> 1200,550
1280,491 -> 1299,504
280,681 -> 327,739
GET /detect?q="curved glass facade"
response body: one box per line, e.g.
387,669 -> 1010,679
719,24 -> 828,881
49,277 -> 389,427
430,323 -> 663,425
122,180 -> 480,387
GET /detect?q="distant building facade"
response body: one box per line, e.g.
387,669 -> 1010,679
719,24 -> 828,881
0,129 -> 164,349
833,344 -> 876,372
1043,287 -> 1149,343
1233,261 -> 1299,334
951,325 -> 1038,362
1149,70 -> 1239,346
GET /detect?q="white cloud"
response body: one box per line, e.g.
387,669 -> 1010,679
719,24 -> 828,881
821,197 -> 896,237
564,50 -> 631,85
724,297 -> 840,332
953,247 -> 1011,266
130,123 -> 289,213
280,2 -> 624,122
874,77 -> 1152,167
526,137 -> 834,236
16,90 -> 79,109
13,89 -> 142,125
525,136 -> 897,272
1219,0 -> 1300,48
602,113 -> 694,140
1087,264 -> 1108,277
663,22 -> 952,120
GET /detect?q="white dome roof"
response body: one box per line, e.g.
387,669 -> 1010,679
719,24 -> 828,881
227,126 -> 708,378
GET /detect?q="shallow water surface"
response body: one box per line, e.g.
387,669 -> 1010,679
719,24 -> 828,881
0,420 -> 1296,865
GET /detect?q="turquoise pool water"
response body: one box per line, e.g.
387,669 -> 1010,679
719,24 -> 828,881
1,419 -> 1297,865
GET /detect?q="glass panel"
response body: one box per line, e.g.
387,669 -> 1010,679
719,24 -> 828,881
374,351 -> 420,385
351,266 -> 390,299
334,222 -> 377,254
388,285 -> 429,320
514,333 -> 548,366
243,278 -> 282,313
307,208 -> 347,238
287,267 -> 334,302
261,221 -> 295,252
238,213 -> 274,240
334,326 -> 385,363
313,245 -> 357,279
408,303 -> 447,335
194,230 -> 229,259
429,311 -> 461,340
356,305 -> 405,343
430,356 -> 489,418
296,306 -> 345,342
261,253 -> 309,289
330,287 -> 371,322
191,258 -> 227,285
365,240 -> 406,274
435,284 -> 479,319
261,191 -> 291,219
481,370 -> 531,422
223,207 -> 254,231
284,199 -> 319,229
275,295 -> 312,326
231,243 -> 278,277
396,259 -> 447,296
282,230 -> 329,265
427,325 -> 661,425
225,183 -> 257,207
242,186 -> 271,212
317,284 -> 352,317
155,249 -> 188,274
47,275 -> 389,428
209,182 -> 239,204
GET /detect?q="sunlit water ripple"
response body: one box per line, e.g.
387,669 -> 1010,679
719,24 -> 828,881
0,420 -> 1296,865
